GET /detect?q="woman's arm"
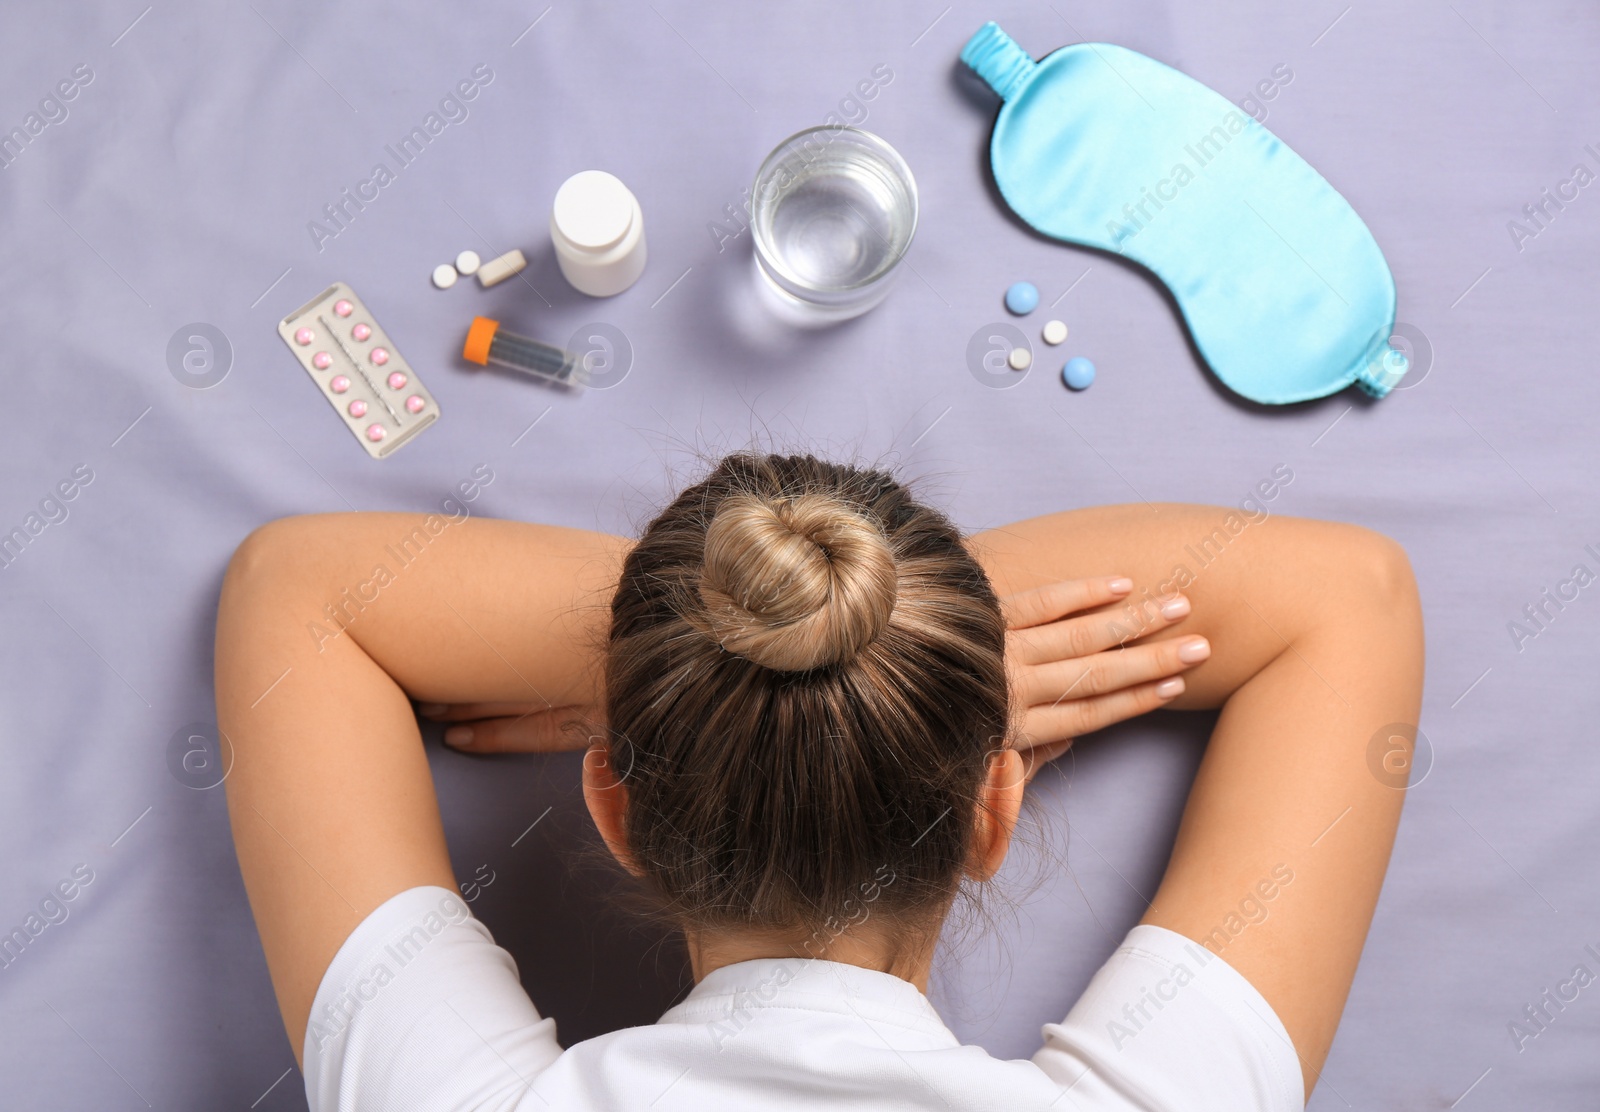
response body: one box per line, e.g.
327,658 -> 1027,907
216,513 -> 629,1068
970,503 -> 1424,1100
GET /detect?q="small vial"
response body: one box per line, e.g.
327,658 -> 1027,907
461,316 -> 585,387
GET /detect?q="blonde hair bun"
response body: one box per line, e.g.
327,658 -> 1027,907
696,493 -> 898,671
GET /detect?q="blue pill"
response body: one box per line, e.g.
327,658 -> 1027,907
1004,281 -> 1039,315
1062,356 -> 1096,390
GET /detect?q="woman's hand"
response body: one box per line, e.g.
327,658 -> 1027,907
420,576 -> 1207,765
1004,577 -> 1209,781
417,700 -> 608,753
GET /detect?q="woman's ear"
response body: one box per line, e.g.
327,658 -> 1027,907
967,748 -> 1026,882
582,744 -> 644,877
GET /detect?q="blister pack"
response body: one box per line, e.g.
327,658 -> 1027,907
278,282 -> 440,459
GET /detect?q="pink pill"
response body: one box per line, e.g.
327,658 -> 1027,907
370,347 -> 389,366
329,375 -> 351,393
312,351 -> 332,370
405,394 -> 425,413
333,299 -> 354,317
351,323 -> 372,342
386,371 -> 407,390
366,423 -> 386,442
294,327 -> 314,345
347,399 -> 368,418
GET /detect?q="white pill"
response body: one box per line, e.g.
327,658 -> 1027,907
1043,319 -> 1068,345
477,249 -> 528,288
455,250 -> 481,276
1008,346 -> 1032,371
431,263 -> 458,289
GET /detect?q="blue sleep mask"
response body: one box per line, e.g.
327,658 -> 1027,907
960,22 -> 1408,404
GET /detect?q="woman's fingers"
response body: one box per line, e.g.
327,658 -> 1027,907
999,576 -> 1133,631
416,700 -> 550,722
1020,675 -> 1188,745
1015,634 -> 1209,707
1009,591 -> 1191,668
434,705 -> 608,754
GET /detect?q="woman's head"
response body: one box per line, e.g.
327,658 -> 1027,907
591,452 -> 1018,945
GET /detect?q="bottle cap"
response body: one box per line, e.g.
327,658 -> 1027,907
462,316 -> 500,365
550,170 -> 647,297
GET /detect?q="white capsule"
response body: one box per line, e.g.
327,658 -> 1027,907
477,249 -> 528,288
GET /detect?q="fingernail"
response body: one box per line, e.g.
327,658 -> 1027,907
1161,595 -> 1190,620
1177,636 -> 1211,664
445,726 -> 473,747
418,703 -> 447,717
1156,677 -> 1185,698
1107,577 -> 1133,595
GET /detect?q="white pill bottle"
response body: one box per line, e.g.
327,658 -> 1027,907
550,170 -> 647,297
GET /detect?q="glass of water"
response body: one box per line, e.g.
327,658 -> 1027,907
749,126 -> 918,325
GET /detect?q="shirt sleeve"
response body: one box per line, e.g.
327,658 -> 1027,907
302,885 -> 563,1112
1032,923 -> 1304,1112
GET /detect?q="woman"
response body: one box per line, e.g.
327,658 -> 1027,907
217,452 -> 1423,1110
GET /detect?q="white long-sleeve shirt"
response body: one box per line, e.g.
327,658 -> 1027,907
303,886 -> 1303,1111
